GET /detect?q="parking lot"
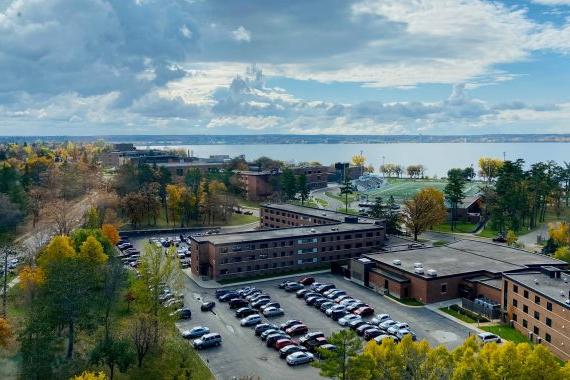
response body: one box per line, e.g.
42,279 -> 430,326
176,273 -> 473,380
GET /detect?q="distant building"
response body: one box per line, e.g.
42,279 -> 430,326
235,170 -> 280,201
446,195 -> 484,224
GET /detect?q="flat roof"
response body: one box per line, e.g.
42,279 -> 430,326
261,203 -> 379,224
191,223 -> 383,245
363,240 -> 565,279
504,271 -> 570,307
156,162 -> 225,168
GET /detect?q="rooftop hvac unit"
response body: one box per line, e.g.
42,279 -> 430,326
426,269 -> 437,277
310,228 -> 316,233
534,279 -> 539,285
414,267 -> 424,274
414,262 -> 422,268
393,259 -> 401,265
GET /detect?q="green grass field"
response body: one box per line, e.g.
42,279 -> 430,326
481,325 -> 530,344
433,222 -> 478,234
365,178 -> 481,203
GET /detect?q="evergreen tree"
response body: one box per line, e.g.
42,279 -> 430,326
281,168 -> 297,200
297,174 -> 309,205
444,168 -> 466,231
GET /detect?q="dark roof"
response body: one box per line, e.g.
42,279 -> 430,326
190,223 -> 383,245
261,203 -> 379,224
504,271 -> 570,308
363,239 -> 565,279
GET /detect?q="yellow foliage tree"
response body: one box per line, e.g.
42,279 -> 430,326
506,230 -> 518,246
478,157 -> 503,182
555,246 -> 570,263
101,223 -> 120,245
79,235 -> 108,265
166,184 -> 184,226
549,221 -> 570,246
402,187 -> 447,241
19,266 -> 46,302
71,371 -> 107,380
0,317 -> 11,347
39,235 -> 76,267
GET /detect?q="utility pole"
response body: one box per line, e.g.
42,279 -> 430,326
503,151 -> 506,161
2,246 -> 9,318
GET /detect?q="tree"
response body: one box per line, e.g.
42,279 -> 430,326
444,168 -> 466,231
462,167 -> 476,181
84,206 -> 101,229
351,153 -> 366,176
47,199 -> 75,235
297,174 -> 309,205
506,230 -> 518,247
0,194 -> 24,235
79,236 -> 108,265
101,224 -> 120,245
313,329 -> 362,380
549,221 -> 570,246
38,235 -> 76,266
0,317 -> 11,347
281,168 -> 297,200
166,184 -> 183,226
369,197 -> 386,219
478,157 -> 503,183
129,313 -> 157,367
339,176 -> 356,213
554,246 -> 570,263
72,371 -> 107,380
402,188 -> 447,241
91,337 -> 135,380
120,192 -> 146,228
19,265 -> 45,303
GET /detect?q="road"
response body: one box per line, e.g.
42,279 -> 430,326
176,273 -> 472,380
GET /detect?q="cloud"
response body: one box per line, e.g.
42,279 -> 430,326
231,26 -> 251,42
532,0 -> 570,5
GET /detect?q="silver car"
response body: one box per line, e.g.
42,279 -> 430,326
263,307 -> 285,317
286,351 -> 314,366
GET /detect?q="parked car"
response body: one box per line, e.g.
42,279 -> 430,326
279,344 -> 307,359
296,289 -> 310,298
261,329 -> 283,340
266,333 -> 291,347
229,298 -> 249,309
327,290 -> 347,299
247,293 -> 270,302
338,314 -> 361,326
279,280 -> 296,289
235,307 -> 257,318
193,333 -> 222,349
492,234 -> 507,243
303,291 -> 320,300
477,332 -> 502,344
263,307 -> 285,317
395,329 -> 417,341
299,331 -> 325,345
181,326 -> 210,339
285,283 -> 304,292
170,308 -> 192,320
316,284 -> 335,293
215,289 -> 233,299
298,276 -> 315,285
331,310 -> 348,321
286,351 -> 314,366
259,302 -> 281,311
387,322 -> 409,335
274,338 -> 295,350
251,298 -> 272,309
219,292 -> 240,302
348,319 -> 368,330
240,314 -> 262,327
201,301 -> 215,312
314,298 -> 331,308
286,324 -> 308,336
354,306 -> 375,317
347,303 -> 367,313
374,334 -> 399,345
371,314 -> 391,325
326,305 -> 345,316
334,294 -> 352,303
280,319 -> 303,331
304,337 -> 328,352
356,323 -> 375,336
364,328 -> 383,341
255,323 -> 279,336
379,320 -> 398,331
319,302 -> 335,312
306,296 -> 325,306
315,344 -> 337,358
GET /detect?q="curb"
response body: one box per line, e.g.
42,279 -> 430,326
427,306 -> 487,335
381,293 -> 425,309
184,269 -> 331,289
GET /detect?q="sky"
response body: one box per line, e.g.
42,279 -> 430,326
1,0 -> 570,136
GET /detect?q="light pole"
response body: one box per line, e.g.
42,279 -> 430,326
2,246 -> 9,318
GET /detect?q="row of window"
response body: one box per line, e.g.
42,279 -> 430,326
514,299 -> 553,326
512,314 -> 552,343
513,284 -> 553,310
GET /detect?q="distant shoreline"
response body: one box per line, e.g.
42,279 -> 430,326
2,134 -> 570,144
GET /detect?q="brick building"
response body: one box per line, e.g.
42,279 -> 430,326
503,268 -> 570,360
190,203 -> 386,281
235,171 -> 280,201
350,239 -> 566,304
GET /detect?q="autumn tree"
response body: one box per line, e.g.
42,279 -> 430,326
549,221 -> 570,247
72,371 -> 107,380
313,329 -> 362,380
19,266 -> 45,303
90,336 -> 135,380
402,188 -> 447,240
352,153 -> 366,176
0,317 -> 11,347
101,224 -> 120,245
79,236 -> 108,265
478,157 -> 503,182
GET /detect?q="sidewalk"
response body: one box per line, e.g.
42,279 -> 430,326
184,268 -> 331,289
425,300 -> 487,335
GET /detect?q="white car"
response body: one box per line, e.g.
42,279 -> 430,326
387,322 -> 409,335
286,351 -> 314,366
395,329 -> 417,341
371,314 -> 391,325
262,307 -> 285,317
181,326 -> 210,339
379,320 -> 398,331
240,314 -> 262,327
477,332 -> 501,344
338,314 -> 361,326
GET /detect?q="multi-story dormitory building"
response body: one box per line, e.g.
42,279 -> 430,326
190,204 -> 386,281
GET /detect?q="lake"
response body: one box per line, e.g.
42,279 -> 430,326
137,143 -> 570,178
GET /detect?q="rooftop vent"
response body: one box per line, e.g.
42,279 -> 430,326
414,262 -> 423,268
331,227 -> 338,232
393,259 -> 402,266
426,269 -> 437,277
561,290 -> 566,297
414,267 -> 425,274
534,279 -> 539,285
565,276 -> 568,284
310,228 -> 316,233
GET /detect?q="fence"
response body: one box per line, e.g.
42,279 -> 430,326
461,298 -> 502,320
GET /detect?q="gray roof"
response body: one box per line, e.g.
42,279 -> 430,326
191,223 -> 383,245
364,239 -> 565,279
504,271 -> 570,307
262,203 -> 379,224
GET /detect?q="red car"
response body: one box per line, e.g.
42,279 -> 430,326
286,324 -> 309,336
299,277 -> 315,286
354,306 -> 375,317
275,338 -> 295,350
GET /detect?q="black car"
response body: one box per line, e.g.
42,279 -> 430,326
364,329 -> 383,341
215,289 -> 234,298
251,298 -> 272,309
266,334 -> 290,347
305,295 -> 321,305
229,298 -> 249,309
235,307 -> 257,318
280,320 -> 303,331
314,298 -> 330,307
278,280 -> 296,289
331,310 -> 348,321
303,292 -> 320,300
285,283 -> 304,292
356,323 -> 375,336
255,323 -> 278,336
219,292 -> 240,302
201,301 -> 216,312
279,345 -> 307,359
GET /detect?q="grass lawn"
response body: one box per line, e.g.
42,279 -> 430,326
478,224 -> 501,239
439,306 -> 478,323
432,222 -> 477,234
121,211 -> 258,231
325,191 -> 359,203
237,198 -> 262,209
433,240 -> 448,247
386,294 -> 424,306
314,198 -> 328,207
481,325 -> 530,344
336,208 -> 358,215
366,178 -> 482,203
225,213 -> 259,225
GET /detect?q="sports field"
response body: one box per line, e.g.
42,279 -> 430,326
364,178 -> 481,203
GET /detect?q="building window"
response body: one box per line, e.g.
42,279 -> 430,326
441,284 -> 447,293
523,290 -> 529,299
533,326 -> 539,335
176,168 -> 183,176
534,295 -> 540,304
513,284 -> 518,293
534,311 -> 540,320
546,317 -> 552,327
512,299 -> 518,307
523,319 -> 528,328
512,313 -> 517,321
523,305 -> 528,313
547,302 -> 552,311
545,333 -> 551,343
